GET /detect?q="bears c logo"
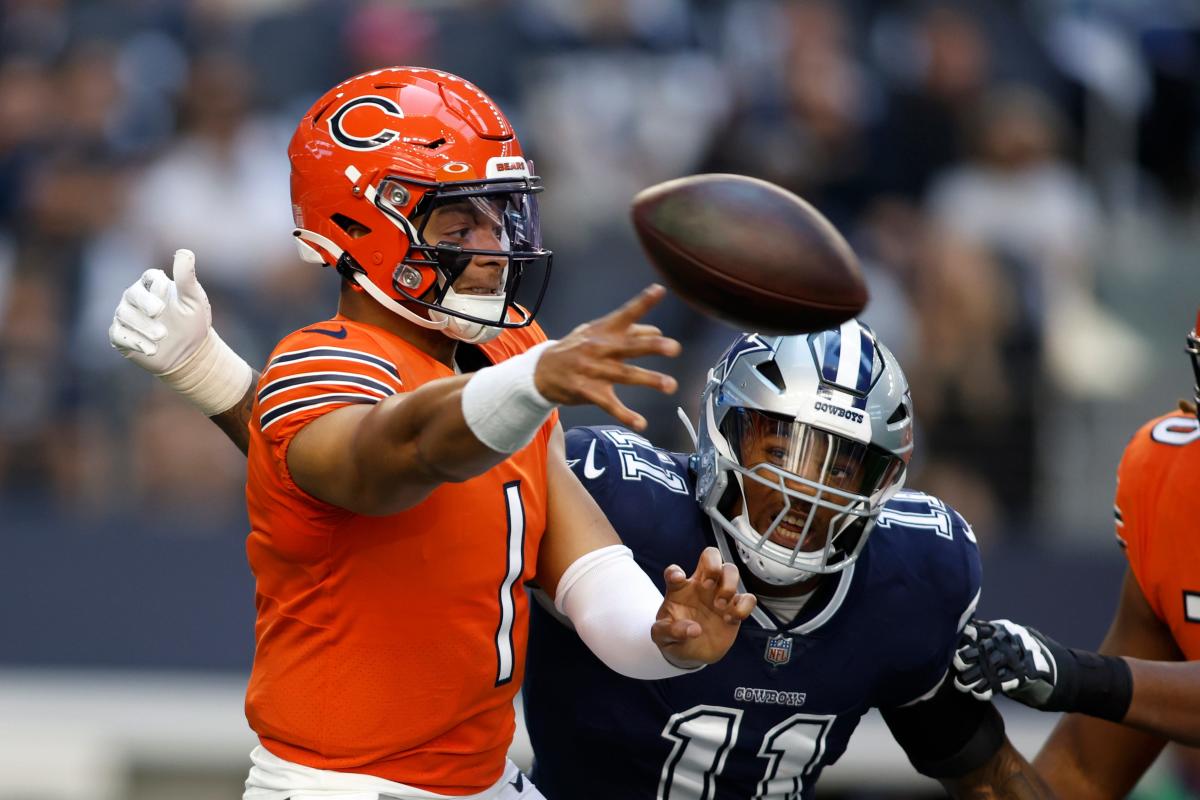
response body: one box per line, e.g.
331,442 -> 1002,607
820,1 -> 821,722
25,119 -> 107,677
328,95 -> 405,151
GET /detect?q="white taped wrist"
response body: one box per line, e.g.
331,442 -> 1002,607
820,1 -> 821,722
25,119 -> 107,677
158,328 -> 254,416
461,340 -> 557,453
555,544 -> 702,680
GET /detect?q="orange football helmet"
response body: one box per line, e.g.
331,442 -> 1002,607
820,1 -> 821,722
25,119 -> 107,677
289,67 -> 551,343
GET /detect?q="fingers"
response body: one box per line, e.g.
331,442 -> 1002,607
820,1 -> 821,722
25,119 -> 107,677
724,592 -> 756,623
108,317 -> 155,357
651,617 -> 701,646
663,550 -> 754,626
139,268 -> 171,298
695,546 -> 724,589
712,562 -> 739,611
952,670 -> 993,701
585,360 -> 677,394
172,249 -> 200,303
115,297 -> 167,341
602,284 -> 667,329
600,334 -> 682,361
627,323 -> 663,338
590,386 -> 648,431
125,274 -> 168,318
664,563 -> 688,593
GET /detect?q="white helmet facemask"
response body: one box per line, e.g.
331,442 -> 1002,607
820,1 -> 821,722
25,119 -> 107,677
709,409 -> 903,585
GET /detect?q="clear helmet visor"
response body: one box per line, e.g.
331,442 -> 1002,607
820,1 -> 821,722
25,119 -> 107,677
373,175 -> 551,332
378,177 -> 544,255
719,408 -> 903,575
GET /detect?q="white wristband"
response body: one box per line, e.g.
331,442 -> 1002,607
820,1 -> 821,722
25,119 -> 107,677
158,328 -> 254,416
461,340 -> 557,453
555,544 -> 702,680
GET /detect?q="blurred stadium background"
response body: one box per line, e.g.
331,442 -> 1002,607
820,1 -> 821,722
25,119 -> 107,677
1,0 -> 1198,797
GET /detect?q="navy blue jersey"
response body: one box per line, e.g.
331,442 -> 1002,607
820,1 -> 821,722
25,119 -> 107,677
525,426 -> 982,800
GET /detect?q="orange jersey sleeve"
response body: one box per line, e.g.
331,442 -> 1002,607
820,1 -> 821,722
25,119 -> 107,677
244,318 -> 556,795
255,321 -> 407,469
1114,411 -> 1200,658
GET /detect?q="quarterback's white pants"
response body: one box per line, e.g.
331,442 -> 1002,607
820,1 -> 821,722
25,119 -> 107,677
243,745 -> 545,800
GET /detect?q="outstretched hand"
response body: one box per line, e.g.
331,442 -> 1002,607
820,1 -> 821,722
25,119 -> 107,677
651,546 -> 757,669
535,284 -> 681,431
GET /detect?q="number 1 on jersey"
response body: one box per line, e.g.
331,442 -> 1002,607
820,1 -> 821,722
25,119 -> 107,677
495,481 -> 526,686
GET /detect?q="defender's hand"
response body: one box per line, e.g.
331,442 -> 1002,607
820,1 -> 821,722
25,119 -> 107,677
651,546 -> 757,668
108,249 -> 212,375
953,618 -> 1064,707
534,284 -> 681,431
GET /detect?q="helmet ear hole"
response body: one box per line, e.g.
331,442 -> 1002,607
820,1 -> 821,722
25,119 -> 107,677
886,403 -> 909,425
755,359 -> 787,392
332,214 -> 371,237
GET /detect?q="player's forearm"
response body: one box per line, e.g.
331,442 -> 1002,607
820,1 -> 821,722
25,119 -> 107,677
1122,658 -> 1200,745
1034,713 -> 1163,800
942,741 -> 1055,799
208,372 -> 259,456
352,375 -> 513,505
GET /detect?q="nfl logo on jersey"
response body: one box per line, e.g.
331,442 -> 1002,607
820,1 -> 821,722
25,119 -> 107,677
764,634 -> 793,666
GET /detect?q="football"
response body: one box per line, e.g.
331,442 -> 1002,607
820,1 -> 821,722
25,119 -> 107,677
630,174 -> 868,334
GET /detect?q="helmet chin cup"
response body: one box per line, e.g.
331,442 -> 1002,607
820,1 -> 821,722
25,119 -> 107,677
430,286 -> 506,344
733,538 -> 816,586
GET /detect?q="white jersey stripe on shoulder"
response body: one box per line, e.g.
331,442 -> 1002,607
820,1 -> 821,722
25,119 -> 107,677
260,393 -> 379,431
265,346 -> 401,383
258,371 -> 397,404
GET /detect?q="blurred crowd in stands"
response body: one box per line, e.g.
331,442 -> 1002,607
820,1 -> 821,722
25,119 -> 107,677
1,0 -> 1198,543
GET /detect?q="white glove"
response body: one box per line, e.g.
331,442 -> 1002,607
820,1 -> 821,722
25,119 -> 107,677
108,249 -> 253,416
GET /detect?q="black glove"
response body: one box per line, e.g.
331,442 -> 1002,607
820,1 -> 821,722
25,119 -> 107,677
952,618 -> 1133,722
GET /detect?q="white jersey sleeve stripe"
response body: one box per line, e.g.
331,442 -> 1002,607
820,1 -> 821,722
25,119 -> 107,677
260,393 -> 380,431
266,346 -> 402,382
258,371 -> 397,404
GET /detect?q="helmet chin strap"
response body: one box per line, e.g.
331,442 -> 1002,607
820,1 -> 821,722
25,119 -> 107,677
351,272 -> 446,331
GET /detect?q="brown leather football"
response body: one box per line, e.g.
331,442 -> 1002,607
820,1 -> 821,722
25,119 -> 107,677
631,174 -> 867,334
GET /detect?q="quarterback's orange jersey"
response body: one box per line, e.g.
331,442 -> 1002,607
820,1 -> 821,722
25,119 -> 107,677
243,315 -> 557,795
1114,411 -> 1200,659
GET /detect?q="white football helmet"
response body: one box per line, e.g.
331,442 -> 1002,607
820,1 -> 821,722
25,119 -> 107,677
694,323 -> 914,585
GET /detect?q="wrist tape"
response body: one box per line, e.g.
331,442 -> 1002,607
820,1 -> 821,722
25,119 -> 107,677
158,328 -> 254,416
461,340 -> 557,453
1058,649 -> 1133,723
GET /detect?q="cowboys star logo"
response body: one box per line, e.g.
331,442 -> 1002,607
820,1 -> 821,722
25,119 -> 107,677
715,333 -> 773,381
